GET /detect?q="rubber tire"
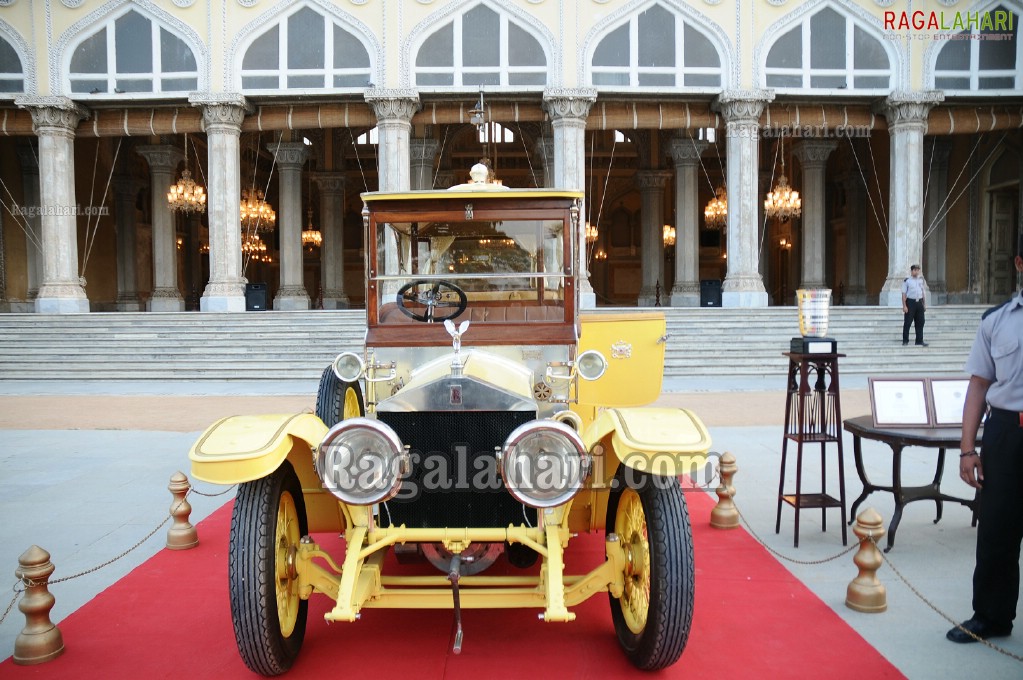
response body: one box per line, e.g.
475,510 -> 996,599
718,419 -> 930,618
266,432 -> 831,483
606,468 -> 695,670
229,461 -> 309,676
315,365 -> 365,428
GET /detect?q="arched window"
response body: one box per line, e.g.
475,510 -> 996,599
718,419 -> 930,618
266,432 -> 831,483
67,9 -> 198,95
240,5 -> 372,90
589,3 -> 722,88
763,6 -> 891,91
0,35 -> 24,93
932,5 -> 1020,92
414,4 -> 547,87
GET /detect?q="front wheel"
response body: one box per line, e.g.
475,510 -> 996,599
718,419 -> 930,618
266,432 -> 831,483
606,468 -> 694,670
229,462 -> 309,676
315,365 -> 365,428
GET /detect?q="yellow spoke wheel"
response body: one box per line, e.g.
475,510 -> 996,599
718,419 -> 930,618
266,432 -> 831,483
616,488 -> 651,635
275,490 -> 301,637
316,366 -> 366,427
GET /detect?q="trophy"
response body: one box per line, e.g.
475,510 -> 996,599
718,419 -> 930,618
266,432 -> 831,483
790,288 -> 837,354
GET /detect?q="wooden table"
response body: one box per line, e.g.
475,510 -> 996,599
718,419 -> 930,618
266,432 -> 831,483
843,415 -> 979,552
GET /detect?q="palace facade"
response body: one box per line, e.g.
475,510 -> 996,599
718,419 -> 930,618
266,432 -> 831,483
0,0 -> 1020,312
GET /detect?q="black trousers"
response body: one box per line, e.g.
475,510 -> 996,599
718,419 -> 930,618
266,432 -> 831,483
973,409 -> 1023,626
903,299 -> 925,343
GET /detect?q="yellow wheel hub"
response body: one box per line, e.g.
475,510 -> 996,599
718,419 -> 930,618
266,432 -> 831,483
616,488 -> 650,635
275,490 -> 301,637
343,387 -> 361,419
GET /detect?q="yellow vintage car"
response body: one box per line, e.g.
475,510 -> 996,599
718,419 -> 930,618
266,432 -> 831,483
190,166 -> 711,675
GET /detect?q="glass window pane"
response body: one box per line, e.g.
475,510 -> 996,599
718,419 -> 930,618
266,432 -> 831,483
593,24 -> 628,67
684,24 -> 719,68
334,25 -> 370,68
508,22 -> 545,67
288,74 -> 325,88
0,79 -> 23,92
979,23 -> 1017,70
638,73 -> 674,86
243,26 -> 279,70
416,72 -> 453,86
70,79 -> 102,93
288,7 -> 325,70
979,76 -> 1015,88
509,72 -> 546,85
684,73 -> 720,87
161,77 -> 197,91
242,75 -> 279,89
115,10 -> 152,74
766,26 -> 800,68
935,35 -> 970,70
334,73 -> 370,87
592,71 -> 629,86
71,30 -> 107,74
160,28 -> 196,72
417,23 -> 453,67
852,75 -> 889,89
934,76 -> 970,89
810,8 -> 845,69
0,38 -> 21,74
638,6 -> 674,67
810,74 -> 846,88
462,5 -> 499,67
766,73 -> 802,87
853,26 -> 888,69
116,78 -> 152,92
463,72 -> 500,87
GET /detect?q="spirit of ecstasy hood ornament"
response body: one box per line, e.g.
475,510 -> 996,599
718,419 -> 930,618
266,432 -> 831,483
444,319 -> 470,376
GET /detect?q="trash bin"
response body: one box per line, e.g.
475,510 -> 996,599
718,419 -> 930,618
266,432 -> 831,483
245,283 -> 268,311
700,279 -> 722,307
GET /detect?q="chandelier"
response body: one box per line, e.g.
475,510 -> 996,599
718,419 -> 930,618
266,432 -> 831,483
302,207 -> 322,249
167,134 -> 206,215
705,186 -> 728,229
240,187 -> 276,233
242,232 -> 273,262
764,136 -> 801,222
662,224 -> 676,247
585,222 -> 598,244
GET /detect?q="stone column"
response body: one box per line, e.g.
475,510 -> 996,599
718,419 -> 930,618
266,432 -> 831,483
669,137 -> 708,306
365,88 -> 420,192
792,140 -> 837,290
190,94 -> 249,312
923,138 -> 950,304
15,141 -> 42,306
313,173 -> 348,309
17,98 -> 90,313
543,88 -> 597,308
269,142 -> 309,310
842,171 -> 869,305
112,175 -> 143,311
635,171 -> 671,306
875,91 -> 944,307
410,138 -> 438,191
713,91 -> 774,307
136,144 -> 184,312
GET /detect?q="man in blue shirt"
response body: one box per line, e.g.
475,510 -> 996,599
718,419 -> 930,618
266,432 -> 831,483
901,265 -> 928,346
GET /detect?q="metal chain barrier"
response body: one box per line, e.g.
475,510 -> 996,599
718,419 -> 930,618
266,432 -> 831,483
730,494 -> 858,566
0,585 -> 20,627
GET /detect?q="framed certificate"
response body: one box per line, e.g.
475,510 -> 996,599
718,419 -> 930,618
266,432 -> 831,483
929,378 -> 970,427
869,377 -> 931,428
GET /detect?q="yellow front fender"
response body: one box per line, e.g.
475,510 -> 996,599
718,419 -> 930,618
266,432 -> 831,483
582,407 -> 711,477
189,413 -> 327,485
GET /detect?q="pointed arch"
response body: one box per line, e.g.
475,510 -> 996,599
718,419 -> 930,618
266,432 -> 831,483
925,0 -> 1023,95
229,0 -> 381,93
402,0 -> 556,89
54,0 -> 207,98
755,0 -> 903,93
580,0 -> 732,91
0,19 -> 33,95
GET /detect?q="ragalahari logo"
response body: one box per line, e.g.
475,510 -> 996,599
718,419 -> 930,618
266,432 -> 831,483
884,10 -> 1015,41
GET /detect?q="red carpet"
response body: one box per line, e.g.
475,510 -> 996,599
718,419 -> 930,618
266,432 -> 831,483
0,489 -> 903,679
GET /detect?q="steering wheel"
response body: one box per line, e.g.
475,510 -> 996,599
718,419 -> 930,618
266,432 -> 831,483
396,280 -> 468,323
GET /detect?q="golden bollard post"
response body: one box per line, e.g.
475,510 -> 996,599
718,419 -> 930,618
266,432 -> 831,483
710,452 -> 739,529
13,545 -> 65,665
846,507 -> 887,613
166,471 -> 199,550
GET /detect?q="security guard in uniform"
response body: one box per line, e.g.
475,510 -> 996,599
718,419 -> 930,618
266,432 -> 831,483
947,235 -> 1023,644
901,264 -> 928,346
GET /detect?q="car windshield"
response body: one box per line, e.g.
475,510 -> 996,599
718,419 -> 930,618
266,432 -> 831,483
374,218 -> 569,325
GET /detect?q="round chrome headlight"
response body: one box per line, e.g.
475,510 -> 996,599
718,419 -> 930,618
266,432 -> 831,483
316,417 -> 406,506
331,351 -> 365,382
500,421 -> 590,508
576,350 -> 608,380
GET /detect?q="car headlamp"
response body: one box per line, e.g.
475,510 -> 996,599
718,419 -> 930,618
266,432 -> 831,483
499,420 -> 590,508
331,351 -> 365,382
316,418 -> 407,506
576,350 -> 608,380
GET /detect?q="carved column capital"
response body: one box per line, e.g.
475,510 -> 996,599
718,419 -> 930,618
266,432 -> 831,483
137,144 -> 184,171
113,174 -> 144,200
312,172 -> 345,195
16,96 -> 88,137
669,137 -> 709,167
268,141 -> 308,169
190,93 -> 250,133
365,88 -> 421,124
712,90 -> 773,140
792,140 -> 838,169
542,87 -> 597,125
635,170 -> 673,192
410,138 -> 439,163
874,91 -> 943,134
